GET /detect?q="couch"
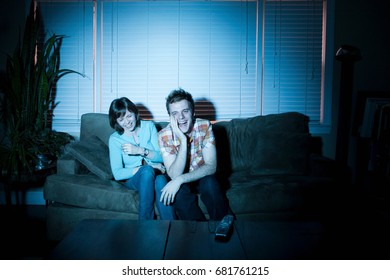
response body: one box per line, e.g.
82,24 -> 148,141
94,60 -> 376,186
44,112 -> 345,240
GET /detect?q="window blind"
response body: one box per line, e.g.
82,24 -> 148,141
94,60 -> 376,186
100,0 -> 258,121
39,0 -> 94,133
36,0 -> 331,133
262,0 -> 324,123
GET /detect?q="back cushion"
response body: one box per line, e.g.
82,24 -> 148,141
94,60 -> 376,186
80,113 -> 115,146
213,121 -> 233,175
65,135 -> 113,180
257,112 -> 309,133
214,112 -> 310,174
154,121 -> 168,132
250,132 -> 311,175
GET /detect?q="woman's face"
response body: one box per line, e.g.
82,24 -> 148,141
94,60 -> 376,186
117,109 -> 137,132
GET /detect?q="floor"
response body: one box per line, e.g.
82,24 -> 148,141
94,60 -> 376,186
0,192 -> 389,260
323,195 -> 390,259
0,205 -> 58,260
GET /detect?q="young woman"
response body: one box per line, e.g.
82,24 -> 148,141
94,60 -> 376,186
108,97 -> 175,220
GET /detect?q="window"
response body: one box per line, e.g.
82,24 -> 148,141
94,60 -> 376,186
39,0 -> 94,132
263,0 -> 323,120
99,0 -> 257,121
36,0 -> 333,135
262,0 -> 334,132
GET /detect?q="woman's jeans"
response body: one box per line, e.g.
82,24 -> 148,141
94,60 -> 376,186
124,165 -> 155,219
124,165 -> 176,220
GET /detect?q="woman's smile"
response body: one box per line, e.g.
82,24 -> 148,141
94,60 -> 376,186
117,109 -> 137,132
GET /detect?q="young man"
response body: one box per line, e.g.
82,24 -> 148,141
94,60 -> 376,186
157,88 -> 230,220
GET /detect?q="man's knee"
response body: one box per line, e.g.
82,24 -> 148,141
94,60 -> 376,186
199,175 -> 221,193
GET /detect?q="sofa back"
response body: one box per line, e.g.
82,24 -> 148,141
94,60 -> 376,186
79,111 -> 311,177
80,113 -> 115,145
213,112 -> 311,176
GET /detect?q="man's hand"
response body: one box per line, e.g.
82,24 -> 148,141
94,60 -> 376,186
170,115 -> 187,143
160,177 -> 182,205
122,143 -> 142,155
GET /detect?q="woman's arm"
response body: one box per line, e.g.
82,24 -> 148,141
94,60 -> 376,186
140,121 -> 163,163
109,135 -> 138,180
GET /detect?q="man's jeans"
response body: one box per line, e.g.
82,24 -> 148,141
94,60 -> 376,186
173,174 -> 229,221
155,174 -> 177,220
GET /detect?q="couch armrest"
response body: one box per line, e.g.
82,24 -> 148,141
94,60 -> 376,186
56,153 -> 89,175
308,154 -> 352,184
308,154 -> 339,177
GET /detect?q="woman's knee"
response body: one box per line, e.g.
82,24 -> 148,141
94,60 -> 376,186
155,175 -> 168,192
138,165 -> 155,179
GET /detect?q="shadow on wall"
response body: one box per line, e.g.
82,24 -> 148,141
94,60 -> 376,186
136,98 -> 217,122
136,103 -> 154,120
194,98 -> 217,121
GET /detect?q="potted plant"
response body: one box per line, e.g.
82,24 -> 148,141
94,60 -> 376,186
0,1 -> 82,181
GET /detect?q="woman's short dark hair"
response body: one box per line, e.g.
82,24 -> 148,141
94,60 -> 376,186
108,97 -> 140,134
165,88 -> 194,115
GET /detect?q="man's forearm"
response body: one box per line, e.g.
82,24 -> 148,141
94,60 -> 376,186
176,163 -> 216,185
167,140 -> 187,179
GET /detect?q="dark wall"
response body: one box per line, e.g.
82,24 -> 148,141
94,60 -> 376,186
0,0 -> 26,72
329,0 -> 390,183
0,0 -> 26,140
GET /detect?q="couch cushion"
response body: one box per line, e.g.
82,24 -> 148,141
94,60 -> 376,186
226,173 -> 334,215
44,174 -> 139,214
65,135 -> 113,180
80,113 -> 115,145
213,112 -> 310,175
214,119 -> 259,174
250,132 -> 311,175
154,121 -> 168,131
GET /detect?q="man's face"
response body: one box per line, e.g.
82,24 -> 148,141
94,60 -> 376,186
169,99 -> 194,134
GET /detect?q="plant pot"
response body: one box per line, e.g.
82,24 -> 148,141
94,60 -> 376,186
34,154 -> 52,171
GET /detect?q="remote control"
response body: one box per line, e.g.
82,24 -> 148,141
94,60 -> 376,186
215,214 -> 234,241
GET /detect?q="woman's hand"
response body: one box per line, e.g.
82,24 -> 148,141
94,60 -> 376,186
122,143 -> 142,155
149,163 -> 166,174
